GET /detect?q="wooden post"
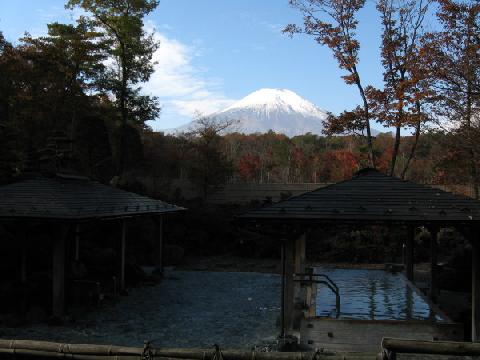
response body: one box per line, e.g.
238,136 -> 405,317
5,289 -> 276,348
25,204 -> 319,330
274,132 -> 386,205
294,232 -> 306,274
429,226 -> 439,301
406,226 -> 415,282
20,230 -> 27,283
472,234 -> 480,342
119,220 -> 127,292
293,232 -> 306,328
52,226 -> 69,318
156,216 -> 164,273
284,238 -> 295,332
74,224 -> 80,262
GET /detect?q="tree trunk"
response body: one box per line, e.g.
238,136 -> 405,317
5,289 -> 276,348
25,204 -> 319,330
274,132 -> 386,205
118,43 -> 128,178
401,103 -> 422,179
465,19 -> 479,199
466,79 -> 479,199
390,124 -> 402,176
354,73 -> 375,168
401,123 -> 420,180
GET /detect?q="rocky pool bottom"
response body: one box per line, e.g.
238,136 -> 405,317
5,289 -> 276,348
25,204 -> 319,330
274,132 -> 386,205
0,270 -> 281,350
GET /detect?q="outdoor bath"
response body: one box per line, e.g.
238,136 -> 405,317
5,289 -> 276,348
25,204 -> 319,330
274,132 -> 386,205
299,267 -> 463,352
313,267 -> 444,321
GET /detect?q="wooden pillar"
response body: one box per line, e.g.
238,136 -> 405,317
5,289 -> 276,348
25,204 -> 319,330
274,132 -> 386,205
294,232 -> 306,325
472,236 -> 480,342
406,226 -> 415,282
52,226 -> 69,318
429,226 -> 439,301
20,230 -> 27,283
284,237 -> 295,332
294,232 -> 306,274
74,224 -> 80,261
280,241 -> 286,339
156,216 -> 164,272
119,219 -> 127,291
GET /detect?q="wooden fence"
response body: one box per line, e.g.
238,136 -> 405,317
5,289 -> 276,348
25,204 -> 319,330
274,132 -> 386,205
0,339 -> 375,360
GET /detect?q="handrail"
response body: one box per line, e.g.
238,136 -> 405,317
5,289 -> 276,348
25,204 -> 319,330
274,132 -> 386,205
314,274 -> 339,293
293,273 -> 341,318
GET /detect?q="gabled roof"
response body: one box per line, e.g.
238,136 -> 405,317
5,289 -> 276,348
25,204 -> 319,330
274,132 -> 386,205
0,174 -> 184,221
239,169 -> 480,223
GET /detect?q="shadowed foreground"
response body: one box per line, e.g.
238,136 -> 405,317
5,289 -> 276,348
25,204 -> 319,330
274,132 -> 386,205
1,271 -> 281,349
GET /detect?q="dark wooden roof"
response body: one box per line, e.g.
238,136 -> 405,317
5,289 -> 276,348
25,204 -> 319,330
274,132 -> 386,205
239,169 -> 480,224
0,175 -> 184,221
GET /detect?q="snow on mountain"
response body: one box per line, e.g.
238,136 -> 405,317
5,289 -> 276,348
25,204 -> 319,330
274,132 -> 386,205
169,88 -> 330,137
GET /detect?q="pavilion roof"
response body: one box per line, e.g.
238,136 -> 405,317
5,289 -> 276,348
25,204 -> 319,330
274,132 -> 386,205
0,174 -> 184,221
239,169 -> 480,224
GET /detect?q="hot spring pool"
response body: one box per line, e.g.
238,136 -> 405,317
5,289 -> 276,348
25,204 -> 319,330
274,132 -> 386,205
313,267 -> 445,321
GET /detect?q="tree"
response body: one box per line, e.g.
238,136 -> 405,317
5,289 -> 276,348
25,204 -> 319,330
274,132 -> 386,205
323,107 -> 367,136
186,115 -> 235,199
21,20 -> 107,149
284,0 -> 375,167
66,0 -> 160,177
0,32 -> 20,181
367,0 -> 431,177
238,153 -> 262,182
423,0 -> 480,198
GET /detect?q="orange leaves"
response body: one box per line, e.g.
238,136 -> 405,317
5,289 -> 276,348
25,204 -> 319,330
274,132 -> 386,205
323,108 -> 366,136
238,153 -> 262,181
321,149 -> 360,181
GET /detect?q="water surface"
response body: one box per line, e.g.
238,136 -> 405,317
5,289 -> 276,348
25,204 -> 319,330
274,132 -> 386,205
314,267 -> 443,321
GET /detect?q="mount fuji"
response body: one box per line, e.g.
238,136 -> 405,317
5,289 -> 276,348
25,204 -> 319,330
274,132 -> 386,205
170,88 -> 330,137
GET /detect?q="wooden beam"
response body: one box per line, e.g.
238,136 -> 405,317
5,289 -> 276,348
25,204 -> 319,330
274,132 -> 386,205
52,226 -> 69,318
382,337 -> 480,357
119,220 -> 127,292
406,226 -> 415,282
473,233 -> 480,342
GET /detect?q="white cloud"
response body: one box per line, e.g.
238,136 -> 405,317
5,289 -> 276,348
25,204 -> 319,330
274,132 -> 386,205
142,24 -> 235,130
261,21 -> 283,34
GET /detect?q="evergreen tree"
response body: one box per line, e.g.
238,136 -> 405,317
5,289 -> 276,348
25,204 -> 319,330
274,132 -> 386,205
66,0 -> 161,177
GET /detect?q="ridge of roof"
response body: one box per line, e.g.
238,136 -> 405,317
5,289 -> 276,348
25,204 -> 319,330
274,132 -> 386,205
239,168 -> 480,223
0,175 -> 185,220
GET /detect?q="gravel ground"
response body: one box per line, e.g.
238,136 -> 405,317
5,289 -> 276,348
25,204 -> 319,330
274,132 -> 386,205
0,270 -> 281,349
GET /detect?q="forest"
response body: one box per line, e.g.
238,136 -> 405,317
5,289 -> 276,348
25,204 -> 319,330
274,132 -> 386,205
0,0 -> 480,201
1,1 -> 480,346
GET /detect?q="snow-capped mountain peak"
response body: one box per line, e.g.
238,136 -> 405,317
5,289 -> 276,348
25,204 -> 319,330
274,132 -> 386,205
222,88 -> 325,117
168,88 -> 329,137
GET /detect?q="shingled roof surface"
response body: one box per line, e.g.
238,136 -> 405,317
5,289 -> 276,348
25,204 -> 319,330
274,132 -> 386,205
240,169 -> 480,223
0,175 -> 184,220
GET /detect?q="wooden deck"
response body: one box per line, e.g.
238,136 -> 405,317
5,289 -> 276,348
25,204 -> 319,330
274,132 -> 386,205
300,317 -> 464,353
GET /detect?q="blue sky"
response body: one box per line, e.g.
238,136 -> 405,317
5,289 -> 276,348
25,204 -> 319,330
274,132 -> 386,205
0,0 -> 405,131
